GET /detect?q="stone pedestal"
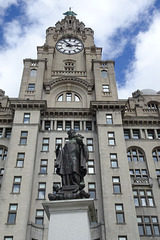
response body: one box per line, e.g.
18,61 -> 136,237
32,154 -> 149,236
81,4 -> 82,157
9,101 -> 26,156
43,199 -> 96,240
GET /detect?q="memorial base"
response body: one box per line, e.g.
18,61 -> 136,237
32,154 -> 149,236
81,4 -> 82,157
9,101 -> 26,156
43,199 -> 96,240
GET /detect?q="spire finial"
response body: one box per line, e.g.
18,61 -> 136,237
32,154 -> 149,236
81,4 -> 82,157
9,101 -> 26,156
63,7 -> 77,16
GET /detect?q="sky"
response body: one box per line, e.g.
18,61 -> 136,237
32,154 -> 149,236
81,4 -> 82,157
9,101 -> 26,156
0,0 -> 160,99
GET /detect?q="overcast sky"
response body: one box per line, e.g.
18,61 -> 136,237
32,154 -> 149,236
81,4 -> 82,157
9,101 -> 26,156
0,0 -> 160,98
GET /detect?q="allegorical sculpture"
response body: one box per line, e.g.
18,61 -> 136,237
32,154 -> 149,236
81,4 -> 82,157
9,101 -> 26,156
48,129 -> 90,200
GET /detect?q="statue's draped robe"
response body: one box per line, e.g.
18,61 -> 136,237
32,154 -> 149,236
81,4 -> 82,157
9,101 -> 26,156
56,138 -> 88,186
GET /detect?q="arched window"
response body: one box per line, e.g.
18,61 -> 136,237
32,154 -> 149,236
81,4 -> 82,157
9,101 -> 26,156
57,92 -> 81,102
101,70 -> 108,78
30,69 -> 37,77
148,102 -> 158,110
57,94 -> 63,101
127,148 -> 145,162
152,148 -> 160,162
0,146 -> 8,161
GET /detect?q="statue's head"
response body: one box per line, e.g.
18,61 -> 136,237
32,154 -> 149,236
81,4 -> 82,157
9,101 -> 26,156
67,129 -> 76,139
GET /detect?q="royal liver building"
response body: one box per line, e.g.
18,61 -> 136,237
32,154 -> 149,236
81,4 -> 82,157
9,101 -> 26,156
1,9 -> 160,240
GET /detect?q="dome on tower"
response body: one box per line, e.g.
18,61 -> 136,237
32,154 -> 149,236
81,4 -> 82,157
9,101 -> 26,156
141,89 -> 157,95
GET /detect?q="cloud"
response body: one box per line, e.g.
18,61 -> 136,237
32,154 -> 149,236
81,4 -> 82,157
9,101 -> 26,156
0,0 -> 158,97
118,10 -> 160,98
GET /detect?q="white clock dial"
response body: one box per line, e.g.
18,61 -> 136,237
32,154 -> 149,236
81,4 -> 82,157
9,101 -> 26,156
56,38 -> 83,54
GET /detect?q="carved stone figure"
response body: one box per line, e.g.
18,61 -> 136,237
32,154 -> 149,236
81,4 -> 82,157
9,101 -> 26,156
48,129 -> 90,200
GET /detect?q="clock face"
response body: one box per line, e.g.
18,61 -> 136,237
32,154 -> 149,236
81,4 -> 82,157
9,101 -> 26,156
56,38 -> 83,54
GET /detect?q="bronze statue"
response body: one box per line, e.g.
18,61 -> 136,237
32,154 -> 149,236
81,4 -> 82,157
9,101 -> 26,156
48,129 -> 90,200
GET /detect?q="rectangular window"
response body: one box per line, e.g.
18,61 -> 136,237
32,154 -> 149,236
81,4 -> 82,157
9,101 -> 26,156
35,210 -> 44,225
16,153 -> 25,167
5,128 -> 12,138
42,138 -> 49,151
86,121 -> 92,131
38,183 -> 46,199
45,121 -> 51,130
66,93 -> 72,101
74,121 -> 80,131
115,204 -> 125,224
124,129 -> 130,139
0,168 -> 4,175
156,169 -> 160,177
23,113 -> 30,123
157,130 -> 160,139
106,114 -> 113,124
88,183 -> 96,199
12,176 -> 22,194
137,216 -> 160,236
40,160 -> 48,174
133,189 -> 155,207
7,204 -> 18,224
110,154 -> 118,168
28,83 -> 35,91
118,237 -> 127,240
4,237 -> 13,240
87,160 -> 95,174
133,129 -> 140,139
112,177 -> 121,194
20,131 -> 28,145
0,128 -> 3,138
102,85 -> 109,92
57,121 -> 63,131
108,132 -> 115,145
147,129 -> 154,139
55,138 -> 62,151
87,138 -> 93,152
65,121 -> 71,131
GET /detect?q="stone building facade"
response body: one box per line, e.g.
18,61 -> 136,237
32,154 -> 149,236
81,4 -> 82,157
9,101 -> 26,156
0,10 -> 160,240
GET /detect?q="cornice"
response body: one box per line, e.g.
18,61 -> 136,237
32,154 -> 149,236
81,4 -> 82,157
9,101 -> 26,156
90,101 -> 126,111
9,99 -> 47,111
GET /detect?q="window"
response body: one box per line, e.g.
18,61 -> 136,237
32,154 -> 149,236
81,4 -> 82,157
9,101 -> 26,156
156,169 -> 160,177
88,183 -> 96,199
148,103 -> 158,110
133,129 -> 140,139
0,146 -> 8,160
5,128 -> 12,138
108,132 -> 115,145
45,121 -> 51,130
7,204 -> 18,224
112,177 -> 121,194
23,113 -> 30,123
147,129 -> 155,139
40,160 -> 48,174
42,138 -> 49,151
118,237 -> 127,240
152,148 -> 160,162
124,129 -> 130,139
87,160 -> 95,174
65,121 -> 71,131
75,94 -> 80,101
28,83 -> 35,91
4,237 -> 13,240
57,94 -> 63,101
66,93 -> 72,101
129,169 -> 148,178
110,154 -> 118,168
102,85 -> 109,92
20,131 -> 28,145
30,69 -> 37,77
35,210 -> 44,225
133,189 -> 154,207
64,61 -> 75,71
127,148 -> 145,162
12,177 -> 22,194
0,168 -> 4,175
57,121 -> 63,131
86,121 -> 92,131
157,130 -> 160,139
101,70 -> 108,78
137,216 -> 160,236
16,153 -> 25,167
55,138 -> 62,151
106,114 -> 113,124
115,204 -> 125,224
38,183 -> 46,199
0,128 -> 3,138
87,139 -> 93,152
74,121 -> 80,131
